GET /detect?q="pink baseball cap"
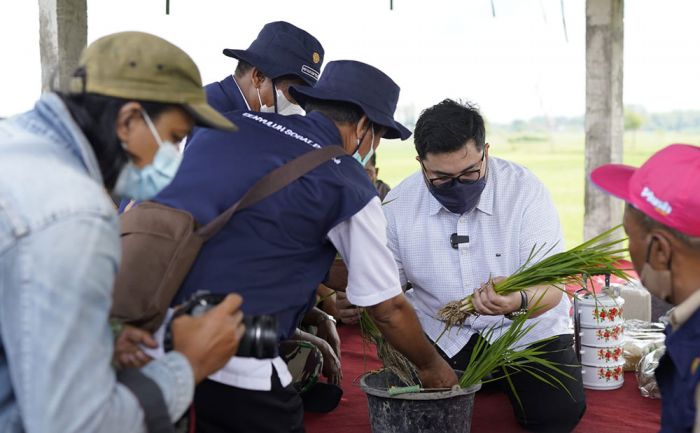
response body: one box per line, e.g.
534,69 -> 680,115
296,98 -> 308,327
591,143 -> 700,237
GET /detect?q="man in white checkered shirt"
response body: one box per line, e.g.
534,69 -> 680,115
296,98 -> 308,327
382,100 -> 586,433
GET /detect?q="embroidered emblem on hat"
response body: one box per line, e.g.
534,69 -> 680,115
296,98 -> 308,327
641,186 -> 672,216
691,357 -> 700,375
301,65 -> 320,81
312,52 -> 321,64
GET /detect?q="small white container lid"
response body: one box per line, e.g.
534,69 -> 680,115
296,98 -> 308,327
576,290 -> 625,308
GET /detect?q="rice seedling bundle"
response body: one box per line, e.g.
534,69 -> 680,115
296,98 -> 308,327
438,225 -> 628,328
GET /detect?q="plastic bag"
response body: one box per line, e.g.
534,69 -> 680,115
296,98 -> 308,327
623,319 -> 665,371
636,346 -> 665,399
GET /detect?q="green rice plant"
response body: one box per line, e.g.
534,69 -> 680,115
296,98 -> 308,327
359,309 -> 419,386
362,299 -> 576,408
360,225 -> 626,397
458,301 -> 575,410
439,225 -> 628,327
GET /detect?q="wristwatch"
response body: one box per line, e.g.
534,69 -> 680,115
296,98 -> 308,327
505,291 -> 529,320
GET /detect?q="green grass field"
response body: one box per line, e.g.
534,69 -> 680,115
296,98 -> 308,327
376,130 -> 700,248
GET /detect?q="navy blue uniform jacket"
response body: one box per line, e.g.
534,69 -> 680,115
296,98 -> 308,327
155,110 -> 377,339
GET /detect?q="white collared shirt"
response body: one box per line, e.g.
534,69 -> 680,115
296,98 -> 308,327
383,156 -> 572,358
670,288 -> 700,331
328,197 -> 404,307
231,75 -> 252,110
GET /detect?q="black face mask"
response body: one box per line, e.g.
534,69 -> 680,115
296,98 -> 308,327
426,176 -> 487,214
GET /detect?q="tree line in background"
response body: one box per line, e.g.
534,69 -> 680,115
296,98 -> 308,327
488,107 -> 700,134
4,106 -> 696,134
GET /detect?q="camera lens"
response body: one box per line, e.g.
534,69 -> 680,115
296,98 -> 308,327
164,293 -> 279,359
236,315 -> 279,359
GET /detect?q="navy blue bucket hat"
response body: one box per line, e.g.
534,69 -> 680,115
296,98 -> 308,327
289,60 -> 411,140
223,21 -> 324,86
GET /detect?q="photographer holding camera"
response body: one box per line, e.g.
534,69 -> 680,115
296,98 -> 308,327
0,32 -> 246,433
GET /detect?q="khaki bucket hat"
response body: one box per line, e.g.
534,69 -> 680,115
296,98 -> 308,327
69,31 -> 236,131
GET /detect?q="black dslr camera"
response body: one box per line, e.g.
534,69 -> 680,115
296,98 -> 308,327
164,292 -> 278,359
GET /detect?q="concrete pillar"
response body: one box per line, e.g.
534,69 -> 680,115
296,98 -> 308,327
584,0 -> 624,240
39,0 -> 87,92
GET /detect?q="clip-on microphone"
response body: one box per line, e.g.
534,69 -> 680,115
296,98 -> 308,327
450,233 -> 470,249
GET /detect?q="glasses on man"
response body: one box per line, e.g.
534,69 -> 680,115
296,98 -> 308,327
421,151 -> 486,189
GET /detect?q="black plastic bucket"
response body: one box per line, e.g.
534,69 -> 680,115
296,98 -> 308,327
359,370 -> 481,433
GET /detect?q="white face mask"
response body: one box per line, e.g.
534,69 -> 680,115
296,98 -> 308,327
276,89 -> 305,116
113,110 -> 183,201
257,85 -> 304,116
257,87 -> 275,113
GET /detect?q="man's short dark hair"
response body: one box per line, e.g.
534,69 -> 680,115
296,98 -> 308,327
304,98 -> 364,124
414,99 -> 486,159
234,60 -> 300,86
234,60 -> 254,78
627,204 -> 700,250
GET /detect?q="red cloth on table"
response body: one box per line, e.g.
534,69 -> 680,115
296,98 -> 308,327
305,324 -> 660,433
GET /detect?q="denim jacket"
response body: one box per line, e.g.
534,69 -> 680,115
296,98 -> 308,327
0,93 -> 194,433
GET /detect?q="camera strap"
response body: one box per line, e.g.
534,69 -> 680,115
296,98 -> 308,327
117,368 -> 175,433
197,145 -> 347,241
111,146 -> 347,334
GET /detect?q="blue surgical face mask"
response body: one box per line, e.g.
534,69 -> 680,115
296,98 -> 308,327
352,124 -> 375,167
113,110 -> 183,201
426,177 -> 487,214
423,157 -> 488,214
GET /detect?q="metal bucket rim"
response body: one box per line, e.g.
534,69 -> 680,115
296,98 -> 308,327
359,371 -> 482,401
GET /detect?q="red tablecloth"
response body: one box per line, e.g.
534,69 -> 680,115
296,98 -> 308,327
305,325 -> 660,433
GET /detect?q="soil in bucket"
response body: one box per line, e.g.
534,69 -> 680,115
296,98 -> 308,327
360,369 -> 481,433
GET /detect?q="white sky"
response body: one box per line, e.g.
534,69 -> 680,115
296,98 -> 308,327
1,0 -> 699,122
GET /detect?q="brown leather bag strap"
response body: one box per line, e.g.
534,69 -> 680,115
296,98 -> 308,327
197,145 -> 347,241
